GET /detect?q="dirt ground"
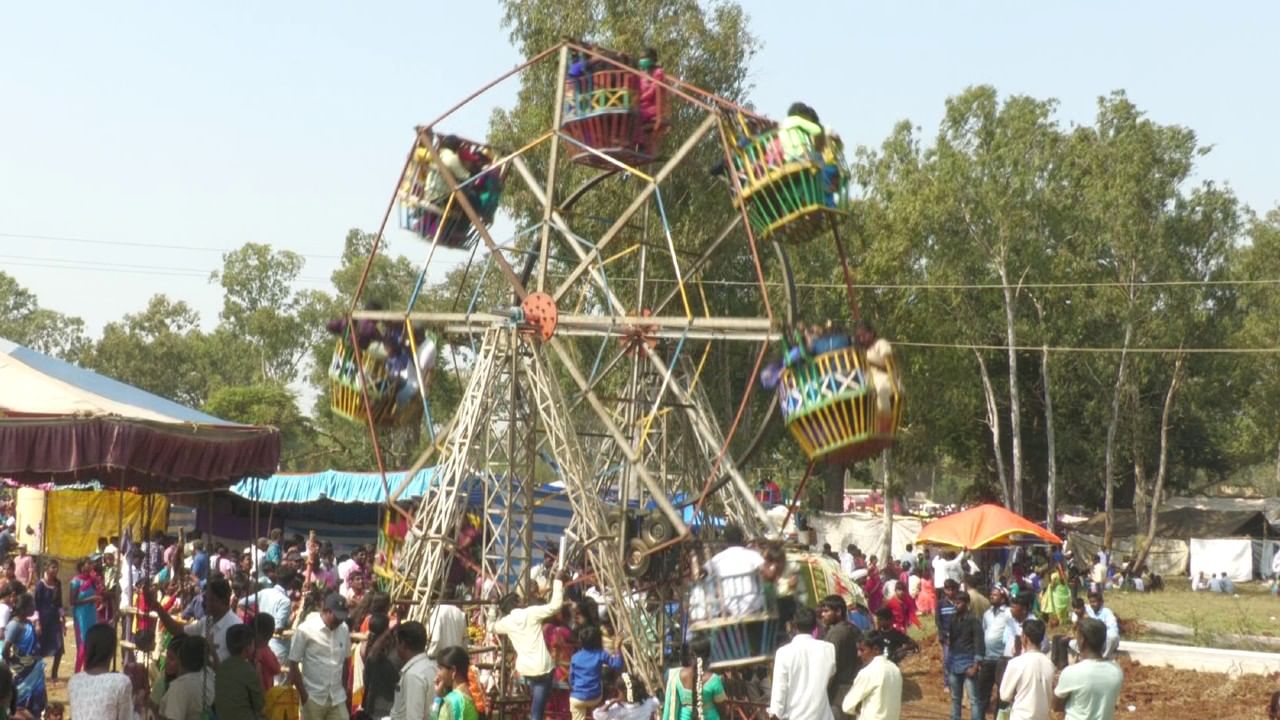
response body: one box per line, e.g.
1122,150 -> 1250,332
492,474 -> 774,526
897,633 -> 1275,720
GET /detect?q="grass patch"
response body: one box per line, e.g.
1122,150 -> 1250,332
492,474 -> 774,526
1104,577 -> 1280,646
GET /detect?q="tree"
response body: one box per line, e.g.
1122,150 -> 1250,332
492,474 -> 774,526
213,243 -> 329,384
0,272 -> 89,361
204,383 -> 315,470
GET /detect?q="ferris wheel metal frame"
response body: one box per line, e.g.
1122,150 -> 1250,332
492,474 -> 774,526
337,40 -> 870,693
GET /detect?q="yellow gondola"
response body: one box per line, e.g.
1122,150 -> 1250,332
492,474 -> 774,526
726,123 -> 848,244
776,342 -> 901,465
328,337 -> 422,427
397,134 -> 505,251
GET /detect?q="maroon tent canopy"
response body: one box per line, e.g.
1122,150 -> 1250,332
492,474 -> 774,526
0,337 -> 279,491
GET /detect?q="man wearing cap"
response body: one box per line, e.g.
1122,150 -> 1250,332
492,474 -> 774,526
289,592 -> 352,720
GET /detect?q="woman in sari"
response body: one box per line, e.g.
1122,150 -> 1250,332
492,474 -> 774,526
68,558 -> 101,672
1041,571 -> 1072,626
5,593 -> 47,716
433,646 -> 479,720
34,560 -> 64,683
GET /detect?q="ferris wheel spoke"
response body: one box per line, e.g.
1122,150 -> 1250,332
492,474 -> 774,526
551,114 -> 719,305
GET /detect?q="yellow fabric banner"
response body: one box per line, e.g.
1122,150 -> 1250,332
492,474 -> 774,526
45,490 -> 168,559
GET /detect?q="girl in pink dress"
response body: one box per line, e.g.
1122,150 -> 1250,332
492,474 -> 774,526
915,570 -> 937,615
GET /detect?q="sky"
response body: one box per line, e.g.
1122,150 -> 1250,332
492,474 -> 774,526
2,1 -> 1277,339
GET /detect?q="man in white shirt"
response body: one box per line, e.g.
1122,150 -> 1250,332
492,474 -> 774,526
931,550 -> 967,588
1271,550 -> 1280,580
1084,592 -> 1120,658
289,593 -> 352,720
161,635 -> 217,720
840,545 -> 857,578
998,617 -> 1054,720
390,620 -> 436,720
708,526 -> 766,616
493,570 -> 567,720
150,576 -> 244,664
242,570 -> 296,664
426,591 -> 469,660
1054,618 -> 1123,720
842,631 -> 903,720
768,607 -> 835,720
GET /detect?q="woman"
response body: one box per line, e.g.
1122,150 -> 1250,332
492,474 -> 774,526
34,561 -> 63,684
68,558 -> 101,672
915,570 -> 936,616
433,646 -> 479,720
5,593 -> 45,716
662,637 -> 725,720
67,623 -> 131,720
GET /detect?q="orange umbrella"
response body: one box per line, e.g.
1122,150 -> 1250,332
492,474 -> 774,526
916,503 -> 1062,549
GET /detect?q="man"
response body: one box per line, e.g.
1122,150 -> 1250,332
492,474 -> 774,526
288,593 -> 352,720
1054,617 -> 1123,720
12,544 -> 33,587
215,624 -> 266,720
389,621 -> 436,720
1090,554 -> 1107,592
945,589 -> 984,720
965,576 -> 990,618
1208,572 -> 1224,593
932,551 -> 968,590
266,529 -> 284,566
769,607 -> 836,720
708,525 -> 766,616
190,541 -> 210,587
493,569 -> 568,720
427,588 -> 469,660
935,580 -> 959,689
819,595 -> 862,720
1084,592 -> 1120,658
998,618 -> 1054,720
162,636 -> 217,720
897,544 -> 916,571
529,551 -> 557,597
854,320 -> 895,430
242,569 -> 295,665
841,632 -> 903,720
1004,593 -> 1048,659
872,608 -> 919,664
1272,550 -> 1280,582
1221,573 -> 1237,595
151,575 -> 244,664
979,587 -> 1009,717
337,547 -> 368,589
840,545 -> 858,578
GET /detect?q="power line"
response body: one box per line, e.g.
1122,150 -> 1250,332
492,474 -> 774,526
0,231 -> 344,260
2,258 -> 333,285
895,340 -> 1280,355
549,274 -> 1280,291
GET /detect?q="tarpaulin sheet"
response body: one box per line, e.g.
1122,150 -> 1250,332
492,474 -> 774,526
809,513 -> 923,560
916,504 -> 1061,548
1189,537 -> 1255,583
44,490 -> 167,559
1066,532 -> 1188,577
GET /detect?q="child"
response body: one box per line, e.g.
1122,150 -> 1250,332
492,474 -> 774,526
569,626 -> 623,720
592,668 -> 659,720
433,646 -> 480,720
252,613 -> 281,692
45,703 -> 64,720
636,48 -> 666,141
215,624 -> 264,720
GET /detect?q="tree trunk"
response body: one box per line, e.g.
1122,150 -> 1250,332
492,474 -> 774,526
823,465 -> 845,513
881,451 -> 894,563
975,350 -> 1010,507
1042,345 -> 1058,531
1132,440 -> 1147,539
1102,322 -> 1133,552
1132,354 -> 1186,572
998,267 -> 1024,513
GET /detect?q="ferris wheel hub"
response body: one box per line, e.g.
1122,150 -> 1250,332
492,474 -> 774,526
520,291 -> 559,342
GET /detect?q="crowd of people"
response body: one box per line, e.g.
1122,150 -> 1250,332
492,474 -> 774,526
0,501 -> 1247,720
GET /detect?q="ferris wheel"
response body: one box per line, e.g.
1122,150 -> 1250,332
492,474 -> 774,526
332,41 -> 903,689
